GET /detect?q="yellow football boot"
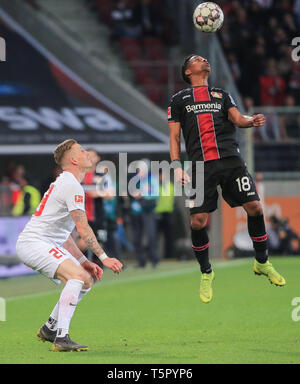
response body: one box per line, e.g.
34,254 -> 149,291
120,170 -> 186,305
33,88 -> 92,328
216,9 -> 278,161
200,271 -> 215,303
254,260 -> 286,286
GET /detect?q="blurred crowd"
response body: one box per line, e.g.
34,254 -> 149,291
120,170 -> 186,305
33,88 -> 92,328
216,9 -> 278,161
88,0 -> 176,44
0,163 -> 41,217
90,0 -> 179,105
102,0 -> 300,142
244,95 -> 300,142
218,0 -> 300,143
26,0 -> 300,106
25,0 -> 300,117
0,151 -> 177,268
219,0 -> 300,106
109,0 -> 169,42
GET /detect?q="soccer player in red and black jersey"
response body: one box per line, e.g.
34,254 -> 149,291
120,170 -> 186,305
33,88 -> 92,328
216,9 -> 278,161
168,55 -> 286,303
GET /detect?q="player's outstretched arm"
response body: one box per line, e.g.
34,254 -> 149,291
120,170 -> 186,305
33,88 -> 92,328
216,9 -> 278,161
169,121 -> 190,186
228,107 -> 265,128
70,209 -> 123,274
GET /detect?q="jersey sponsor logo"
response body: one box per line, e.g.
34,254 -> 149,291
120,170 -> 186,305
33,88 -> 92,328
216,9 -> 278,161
185,103 -> 222,113
193,87 -> 220,162
168,107 -> 172,119
211,92 -> 222,99
75,195 -> 84,203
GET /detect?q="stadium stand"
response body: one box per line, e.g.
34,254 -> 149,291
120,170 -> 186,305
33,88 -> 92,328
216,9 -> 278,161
79,0 -> 300,111
0,0 -> 300,279
218,0 -> 300,107
83,0 -> 182,106
21,0 -> 300,113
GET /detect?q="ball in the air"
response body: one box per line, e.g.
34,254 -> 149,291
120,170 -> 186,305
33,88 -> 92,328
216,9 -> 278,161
193,2 -> 224,33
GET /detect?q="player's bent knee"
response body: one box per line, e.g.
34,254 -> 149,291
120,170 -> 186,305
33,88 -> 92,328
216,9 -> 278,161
73,270 -> 90,285
65,271 -> 93,290
60,264 -> 90,285
190,214 -> 208,230
244,201 -> 263,216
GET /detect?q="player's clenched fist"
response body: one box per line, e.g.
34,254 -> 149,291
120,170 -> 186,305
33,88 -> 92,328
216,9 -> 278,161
252,114 -> 265,127
102,257 -> 123,274
174,168 -> 191,186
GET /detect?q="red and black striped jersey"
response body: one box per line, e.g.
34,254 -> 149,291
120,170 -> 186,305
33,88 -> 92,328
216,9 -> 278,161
168,86 -> 241,162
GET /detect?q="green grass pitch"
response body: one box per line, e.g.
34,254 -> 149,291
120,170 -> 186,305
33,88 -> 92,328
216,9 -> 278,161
1,257 -> 300,364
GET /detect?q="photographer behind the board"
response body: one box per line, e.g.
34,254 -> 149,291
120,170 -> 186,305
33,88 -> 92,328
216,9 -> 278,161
268,215 -> 299,255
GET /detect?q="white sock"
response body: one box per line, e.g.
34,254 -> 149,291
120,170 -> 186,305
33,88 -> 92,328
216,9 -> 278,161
56,279 -> 84,338
78,288 -> 91,304
46,287 -> 91,331
45,304 -> 59,330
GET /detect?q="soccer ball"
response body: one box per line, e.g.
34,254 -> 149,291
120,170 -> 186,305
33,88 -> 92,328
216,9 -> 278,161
193,2 -> 224,33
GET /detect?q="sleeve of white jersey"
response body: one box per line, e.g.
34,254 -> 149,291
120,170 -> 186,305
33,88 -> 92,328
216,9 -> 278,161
62,183 -> 86,213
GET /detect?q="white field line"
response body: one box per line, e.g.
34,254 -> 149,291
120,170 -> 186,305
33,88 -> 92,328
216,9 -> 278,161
6,259 -> 249,303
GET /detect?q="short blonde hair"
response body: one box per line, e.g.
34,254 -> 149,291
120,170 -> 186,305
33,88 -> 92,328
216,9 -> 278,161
53,139 -> 77,166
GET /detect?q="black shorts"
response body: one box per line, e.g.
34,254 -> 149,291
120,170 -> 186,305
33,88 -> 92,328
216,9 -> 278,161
189,156 -> 260,215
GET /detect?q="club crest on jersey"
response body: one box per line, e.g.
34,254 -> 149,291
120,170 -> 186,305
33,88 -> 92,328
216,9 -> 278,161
211,92 -> 222,99
75,195 -> 83,203
168,107 -> 172,119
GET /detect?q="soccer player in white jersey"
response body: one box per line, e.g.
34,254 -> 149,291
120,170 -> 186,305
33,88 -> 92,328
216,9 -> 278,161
16,139 -> 123,352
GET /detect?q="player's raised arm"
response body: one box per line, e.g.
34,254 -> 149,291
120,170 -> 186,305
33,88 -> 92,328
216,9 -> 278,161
70,209 -> 122,274
169,121 -> 190,186
228,107 -> 265,128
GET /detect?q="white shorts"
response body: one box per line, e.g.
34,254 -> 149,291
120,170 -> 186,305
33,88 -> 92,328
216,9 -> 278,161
16,238 -> 80,283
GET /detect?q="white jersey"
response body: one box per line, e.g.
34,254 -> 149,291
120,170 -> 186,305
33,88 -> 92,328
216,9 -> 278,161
18,171 -> 85,246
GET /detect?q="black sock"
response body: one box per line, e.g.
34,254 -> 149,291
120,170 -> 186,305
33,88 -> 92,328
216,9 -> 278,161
191,227 -> 212,274
247,215 -> 268,264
